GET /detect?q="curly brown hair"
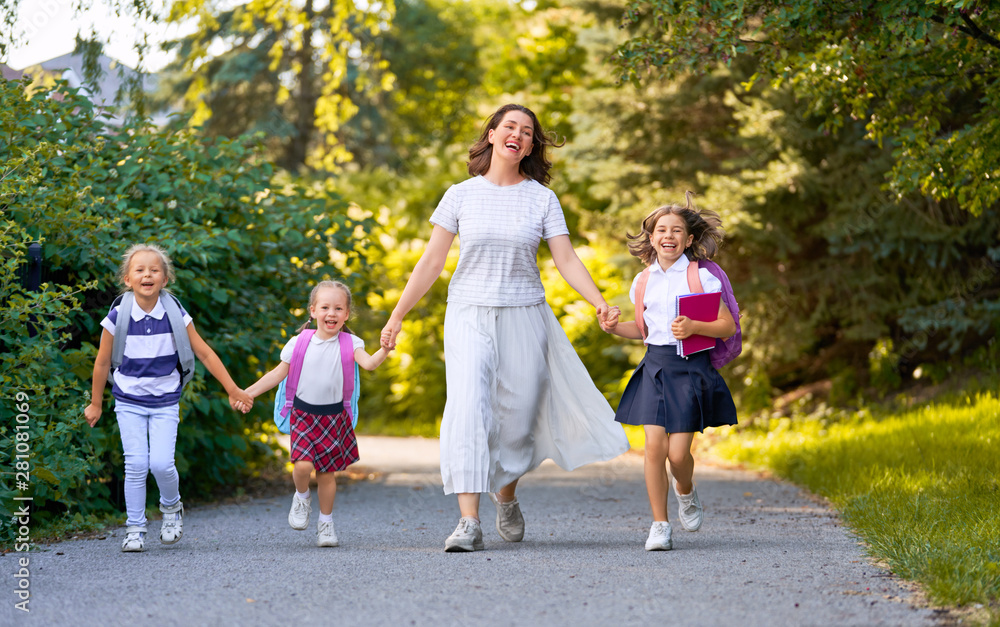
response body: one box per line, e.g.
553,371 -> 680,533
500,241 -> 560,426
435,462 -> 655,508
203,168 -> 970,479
627,191 -> 726,266
467,104 -> 565,186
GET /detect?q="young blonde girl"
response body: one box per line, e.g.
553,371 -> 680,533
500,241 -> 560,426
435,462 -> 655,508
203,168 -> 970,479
85,244 -> 253,552
243,281 -> 389,547
602,193 -> 738,551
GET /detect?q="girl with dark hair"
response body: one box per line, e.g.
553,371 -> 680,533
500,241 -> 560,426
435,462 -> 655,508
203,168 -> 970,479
602,192 -> 738,551
381,103 -> 629,552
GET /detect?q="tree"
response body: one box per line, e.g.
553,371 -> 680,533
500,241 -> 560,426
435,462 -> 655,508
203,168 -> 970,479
158,0 -> 395,171
613,1 -> 1000,215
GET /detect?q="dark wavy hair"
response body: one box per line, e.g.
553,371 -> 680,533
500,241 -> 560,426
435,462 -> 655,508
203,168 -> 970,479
467,104 -> 565,186
627,191 -> 726,266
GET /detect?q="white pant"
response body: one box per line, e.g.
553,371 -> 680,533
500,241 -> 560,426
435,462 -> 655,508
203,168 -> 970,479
440,303 -> 630,494
114,401 -> 181,530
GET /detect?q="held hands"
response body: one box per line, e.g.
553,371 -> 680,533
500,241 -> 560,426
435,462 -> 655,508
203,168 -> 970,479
229,388 -> 254,414
380,319 -> 402,351
671,315 -> 695,340
597,304 -> 620,333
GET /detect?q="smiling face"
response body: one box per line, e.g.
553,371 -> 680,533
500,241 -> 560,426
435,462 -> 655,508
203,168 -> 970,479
650,213 -> 694,269
309,286 -> 350,340
123,250 -> 169,299
487,110 -> 535,166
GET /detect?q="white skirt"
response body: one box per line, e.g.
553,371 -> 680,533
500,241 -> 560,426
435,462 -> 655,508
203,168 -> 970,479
440,302 -> 630,494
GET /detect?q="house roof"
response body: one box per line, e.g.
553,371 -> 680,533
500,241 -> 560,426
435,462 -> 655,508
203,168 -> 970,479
1,63 -> 24,80
33,51 -> 157,107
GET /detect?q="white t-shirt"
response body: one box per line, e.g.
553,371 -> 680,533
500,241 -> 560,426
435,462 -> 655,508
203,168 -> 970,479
629,256 -> 722,346
429,175 -> 570,307
280,332 -> 365,405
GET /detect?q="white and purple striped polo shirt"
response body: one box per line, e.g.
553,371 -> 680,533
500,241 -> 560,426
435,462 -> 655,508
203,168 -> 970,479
101,295 -> 193,408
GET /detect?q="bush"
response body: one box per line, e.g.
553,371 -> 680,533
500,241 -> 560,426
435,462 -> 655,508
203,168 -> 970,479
0,79 -> 373,546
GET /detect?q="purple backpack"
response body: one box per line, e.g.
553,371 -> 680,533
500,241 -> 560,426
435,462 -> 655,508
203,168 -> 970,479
634,258 -> 742,369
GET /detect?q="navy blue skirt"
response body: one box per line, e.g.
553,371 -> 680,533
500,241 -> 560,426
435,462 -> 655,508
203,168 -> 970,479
614,344 -> 738,433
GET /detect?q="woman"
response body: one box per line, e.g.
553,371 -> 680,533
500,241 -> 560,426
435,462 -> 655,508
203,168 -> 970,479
381,104 -> 629,552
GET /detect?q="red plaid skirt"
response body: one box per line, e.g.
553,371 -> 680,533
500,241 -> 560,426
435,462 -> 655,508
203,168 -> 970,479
289,408 -> 359,472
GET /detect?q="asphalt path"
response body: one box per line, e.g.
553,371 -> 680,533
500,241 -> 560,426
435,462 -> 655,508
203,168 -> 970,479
3,437 -> 936,626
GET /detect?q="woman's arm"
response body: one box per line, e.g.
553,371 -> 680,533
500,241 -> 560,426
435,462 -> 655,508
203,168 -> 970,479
382,225 -> 456,349
547,234 -> 612,322
84,329 -> 114,427
672,300 -> 737,340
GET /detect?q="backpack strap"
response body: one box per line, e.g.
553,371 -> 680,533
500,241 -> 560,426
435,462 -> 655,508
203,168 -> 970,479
686,258 -> 704,293
160,292 -> 196,388
634,268 -> 651,341
282,329 -> 316,417
338,332 -> 356,422
109,292 -> 132,385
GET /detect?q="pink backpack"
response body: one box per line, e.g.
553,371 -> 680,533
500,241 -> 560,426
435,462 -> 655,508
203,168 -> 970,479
634,259 -> 742,369
274,329 -> 359,432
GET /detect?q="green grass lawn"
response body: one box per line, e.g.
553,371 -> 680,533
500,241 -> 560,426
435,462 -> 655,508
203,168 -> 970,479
710,391 -> 1000,624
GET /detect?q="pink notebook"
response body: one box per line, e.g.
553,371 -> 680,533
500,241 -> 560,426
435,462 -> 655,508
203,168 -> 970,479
674,292 -> 721,357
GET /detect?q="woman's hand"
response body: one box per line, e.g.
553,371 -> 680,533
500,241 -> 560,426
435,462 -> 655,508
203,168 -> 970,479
381,318 -> 402,350
598,305 -> 620,333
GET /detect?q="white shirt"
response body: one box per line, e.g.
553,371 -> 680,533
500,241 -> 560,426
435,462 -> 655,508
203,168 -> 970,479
280,332 -> 365,405
629,256 -> 722,346
430,176 -> 570,307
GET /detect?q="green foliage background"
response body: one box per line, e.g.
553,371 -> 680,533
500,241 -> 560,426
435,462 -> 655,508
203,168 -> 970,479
1,0 -> 998,548
0,79 -> 373,543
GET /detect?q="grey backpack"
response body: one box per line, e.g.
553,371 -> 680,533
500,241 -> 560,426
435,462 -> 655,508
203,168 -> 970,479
109,291 -> 196,388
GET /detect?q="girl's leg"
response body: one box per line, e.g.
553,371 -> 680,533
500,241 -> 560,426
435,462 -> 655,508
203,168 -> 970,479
115,403 -> 151,530
147,405 -> 181,507
292,460 -> 315,494
666,432 -> 696,493
643,426 -> 671,521
316,471 -> 337,516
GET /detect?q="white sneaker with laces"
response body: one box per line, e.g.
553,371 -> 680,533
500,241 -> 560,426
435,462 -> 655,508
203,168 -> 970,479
673,480 -> 703,531
288,493 -> 312,530
444,517 -> 484,552
488,493 -> 525,542
644,521 -> 673,551
121,527 -> 146,552
159,501 -> 183,544
317,520 -> 339,547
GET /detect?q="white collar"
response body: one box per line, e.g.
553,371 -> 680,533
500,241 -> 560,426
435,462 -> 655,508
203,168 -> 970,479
650,255 -> 691,275
130,295 -> 167,321
310,331 -> 343,344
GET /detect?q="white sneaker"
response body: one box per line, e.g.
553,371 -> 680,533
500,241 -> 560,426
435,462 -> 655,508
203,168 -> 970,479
444,517 -> 485,552
317,520 -> 339,547
159,501 -> 183,544
288,493 -> 311,530
673,481 -> 703,531
645,521 -> 673,551
121,527 -> 146,552
489,493 -> 525,542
